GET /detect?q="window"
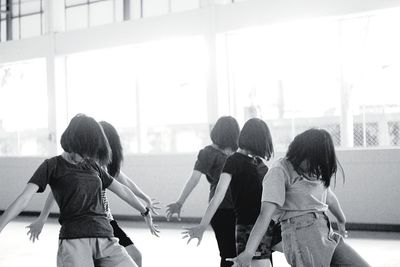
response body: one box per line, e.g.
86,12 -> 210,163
0,59 -> 49,156
65,0 -> 123,31
219,8 -> 400,149
0,0 -> 44,42
66,36 -> 208,153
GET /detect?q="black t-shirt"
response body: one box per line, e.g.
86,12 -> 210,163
28,155 -> 114,239
223,152 -> 268,225
194,145 -> 234,209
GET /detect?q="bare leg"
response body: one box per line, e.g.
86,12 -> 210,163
124,244 -> 142,267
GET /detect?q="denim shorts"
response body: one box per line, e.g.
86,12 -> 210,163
57,237 -> 137,267
281,212 -> 341,267
236,221 -> 282,260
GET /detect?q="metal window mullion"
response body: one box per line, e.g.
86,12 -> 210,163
123,0 -> 129,21
40,0 -> 42,34
5,0 -> 12,40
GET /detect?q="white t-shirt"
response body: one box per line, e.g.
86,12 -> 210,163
262,158 -> 329,222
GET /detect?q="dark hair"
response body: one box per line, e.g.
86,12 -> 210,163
238,118 -> 274,159
61,114 -> 111,165
99,121 -> 123,177
286,128 -> 343,188
210,116 -> 240,151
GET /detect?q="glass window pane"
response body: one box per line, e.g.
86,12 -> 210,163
0,59 -> 49,156
89,1 -> 113,27
130,0 -> 142,19
66,36 -> 208,154
65,0 -> 87,7
171,0 -> 199,13
219,7 -> 400,149
1,20 -> 6,42
66,47 -> 139,153
214,0 -> 231,5
347,10 -> 400,147
66,5 -> 88,31
221,20 -> 341,150
136,37 -> 208,153
20,14 -> 41,38
20,0 -> 41,15
114,0 -> 124,22
143,0 -> 168,18
12,3 -> 19,17
12,18 -> 19,40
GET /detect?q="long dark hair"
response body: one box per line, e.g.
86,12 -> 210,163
99,121 -> 123,177
238,118 -> 274,159
61,113 -> 111,165
286,128 -> 343,187
210,116 -> 240,151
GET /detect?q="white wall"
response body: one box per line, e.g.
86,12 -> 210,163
1,149 -> 400,225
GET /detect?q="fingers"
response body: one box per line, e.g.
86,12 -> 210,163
165,212 -> 172,222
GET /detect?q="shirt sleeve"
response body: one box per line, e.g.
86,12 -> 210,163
98,165 -> 114,190
222,155 -> 236,176
261,166 -> 286,207
194,148 -> 214,174
28,159 -> 51,193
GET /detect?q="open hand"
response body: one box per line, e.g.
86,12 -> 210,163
226,250 -> 253,267
181,224 -> 206,246
147,198 -> 161,216
26,219 -> 45,243
144,214 -> 160,237
165,202 -> 182,221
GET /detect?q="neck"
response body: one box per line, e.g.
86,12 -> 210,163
212,144 -> 233,156
238,148 -> 253,157
62,152 -> 84,164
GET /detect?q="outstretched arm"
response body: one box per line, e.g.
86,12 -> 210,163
116,171 -> 160,215
181,172 -> 231,246
0,183 -> 39,233
26,191 -> 56,242
227,201 -> 277,267
107,179 -> 160,237
327,188 -> 347,237
166,170 -> 202,221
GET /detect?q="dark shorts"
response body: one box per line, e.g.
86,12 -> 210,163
236,221 -> 282,260
110,220 -> 134,247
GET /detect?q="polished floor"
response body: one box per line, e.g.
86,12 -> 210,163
0,217 -> 399,266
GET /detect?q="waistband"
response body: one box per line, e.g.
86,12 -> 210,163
282,212 -> 327,224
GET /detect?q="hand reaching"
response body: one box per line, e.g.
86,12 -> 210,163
26,219 -> 45,243
165,202 -> 182,221
226,250 -> 253,267
181,224 -> 206,246
144,214 -> 160,237
338,222 -> 348,238
147,198 -> 161,216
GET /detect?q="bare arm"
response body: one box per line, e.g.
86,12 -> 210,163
108,179 -> 160,236
116,171 -> 151,204
166,170 -> 202,221
107,179 -> 148,214
227,201 -> 278,266
0,183 -> 39,233
327,187 -> 347,237
181,173 -> 231,245
327,188 -> 346,223
26,191 -> 56,242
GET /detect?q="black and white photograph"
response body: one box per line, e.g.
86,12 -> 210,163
1,0 -> 400,266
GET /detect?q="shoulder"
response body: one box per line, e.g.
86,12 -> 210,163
266,158 -> 291,178
199,145 -> 225,157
